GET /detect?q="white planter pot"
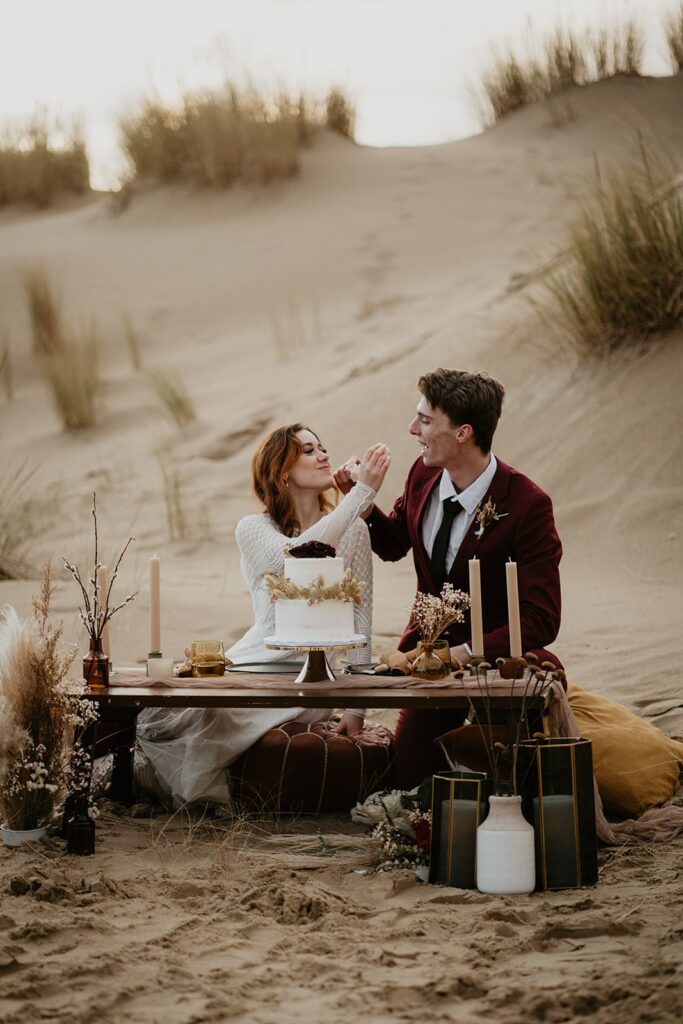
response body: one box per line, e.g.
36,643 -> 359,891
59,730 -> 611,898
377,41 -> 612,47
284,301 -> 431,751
476,795 -> 535,895
1,824 -> 48,847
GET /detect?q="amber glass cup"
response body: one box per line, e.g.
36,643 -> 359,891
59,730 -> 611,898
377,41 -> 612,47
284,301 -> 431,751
190,641 -> 225,677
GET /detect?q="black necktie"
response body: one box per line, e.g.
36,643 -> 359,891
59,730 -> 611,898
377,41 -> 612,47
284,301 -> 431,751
429,496 -> 462,591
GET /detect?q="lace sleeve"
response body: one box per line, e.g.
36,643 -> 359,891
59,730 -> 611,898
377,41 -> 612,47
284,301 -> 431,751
235,482 -> 376,577
341,519 -> 373,667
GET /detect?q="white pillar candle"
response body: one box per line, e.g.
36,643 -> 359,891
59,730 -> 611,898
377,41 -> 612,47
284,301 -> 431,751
533,795 -> 578,889
505,560 -> 522,659
438,798 -> 479,888
468,558 -> 484,658
149,555 -> 161,654
97,565 -> 111,662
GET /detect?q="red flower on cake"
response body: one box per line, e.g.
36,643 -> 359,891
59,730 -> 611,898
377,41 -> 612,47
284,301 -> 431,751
287,541 -> 336,559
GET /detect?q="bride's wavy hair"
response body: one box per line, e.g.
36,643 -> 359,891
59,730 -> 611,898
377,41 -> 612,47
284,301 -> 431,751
252,423 -> 336,537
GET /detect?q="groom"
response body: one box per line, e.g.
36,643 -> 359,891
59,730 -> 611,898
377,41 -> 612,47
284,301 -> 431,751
334,368 -> 563,788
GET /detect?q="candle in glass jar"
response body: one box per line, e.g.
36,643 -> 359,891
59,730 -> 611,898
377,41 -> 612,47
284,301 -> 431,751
468,558 -> 484,658
96,565 -> 111,662
149,555 -> 161,653
438,798 -> 478,889
505,560 -> 522,658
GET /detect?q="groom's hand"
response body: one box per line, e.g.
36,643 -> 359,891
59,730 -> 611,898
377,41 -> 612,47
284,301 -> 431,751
333,457 -> 360,495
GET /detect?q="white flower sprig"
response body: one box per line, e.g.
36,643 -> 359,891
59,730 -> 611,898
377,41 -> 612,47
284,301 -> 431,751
410,583 -> 470,645
474,498 -> 508,540
61,493 -> 138,644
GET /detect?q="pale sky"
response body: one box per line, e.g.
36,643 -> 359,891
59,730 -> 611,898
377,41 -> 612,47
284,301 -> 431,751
1,0 -> 677,188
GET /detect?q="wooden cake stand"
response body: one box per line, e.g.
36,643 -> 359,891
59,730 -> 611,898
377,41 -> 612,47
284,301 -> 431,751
264,635 -> 366,684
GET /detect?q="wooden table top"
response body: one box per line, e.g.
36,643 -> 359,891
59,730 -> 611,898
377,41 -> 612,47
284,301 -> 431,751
82,670 -> 551,712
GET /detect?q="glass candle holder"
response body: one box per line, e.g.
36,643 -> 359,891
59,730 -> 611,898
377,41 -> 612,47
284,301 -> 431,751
190,641 -> 225,677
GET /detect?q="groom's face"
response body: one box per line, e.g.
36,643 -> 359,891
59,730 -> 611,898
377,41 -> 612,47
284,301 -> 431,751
409,397 -> 462,469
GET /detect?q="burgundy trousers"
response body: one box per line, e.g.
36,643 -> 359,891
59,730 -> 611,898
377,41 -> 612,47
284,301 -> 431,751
390,708 -> 467,790
390,647 -> 564,790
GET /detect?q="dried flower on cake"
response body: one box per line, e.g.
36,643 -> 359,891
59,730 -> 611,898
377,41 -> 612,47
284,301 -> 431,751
264,568 -> 365,606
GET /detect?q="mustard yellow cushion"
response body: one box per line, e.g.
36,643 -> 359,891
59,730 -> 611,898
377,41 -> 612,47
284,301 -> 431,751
567,682 -> 683,817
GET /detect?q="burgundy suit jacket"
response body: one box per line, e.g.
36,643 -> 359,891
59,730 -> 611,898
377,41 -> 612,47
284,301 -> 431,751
366,457 -> 563,666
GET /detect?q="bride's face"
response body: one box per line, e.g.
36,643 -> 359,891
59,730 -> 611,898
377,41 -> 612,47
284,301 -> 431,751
287,429 -> 333,493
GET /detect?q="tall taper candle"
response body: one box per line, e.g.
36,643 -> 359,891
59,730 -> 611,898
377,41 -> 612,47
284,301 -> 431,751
468,558 -> 484,658
150,555 -> 161,653
505,559 -> 522,658
97,565 -> 111,662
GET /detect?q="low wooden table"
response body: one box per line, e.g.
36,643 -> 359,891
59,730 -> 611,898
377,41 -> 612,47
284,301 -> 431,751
83,671 -> 552,805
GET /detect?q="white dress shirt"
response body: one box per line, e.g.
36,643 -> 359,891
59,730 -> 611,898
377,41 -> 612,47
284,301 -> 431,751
422,455 -> 498,574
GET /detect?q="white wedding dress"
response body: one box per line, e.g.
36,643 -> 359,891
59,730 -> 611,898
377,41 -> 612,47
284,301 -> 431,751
135,482 -> 375,808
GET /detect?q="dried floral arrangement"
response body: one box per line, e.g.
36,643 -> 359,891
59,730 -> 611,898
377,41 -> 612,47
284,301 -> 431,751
265,568 -> 365,606
0,564 -> 99,832
61,492 -> 138,646
410,583 -> 471,644
287,541 -> 336,559
448,654 -> 567,796
352,789 -> 431,871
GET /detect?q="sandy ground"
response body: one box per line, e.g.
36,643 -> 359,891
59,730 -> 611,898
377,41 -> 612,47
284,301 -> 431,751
1,74 -> 682,1021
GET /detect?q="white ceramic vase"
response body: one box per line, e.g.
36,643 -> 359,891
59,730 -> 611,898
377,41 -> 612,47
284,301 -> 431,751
476,795 -> 535,895
1,824 -> 48,848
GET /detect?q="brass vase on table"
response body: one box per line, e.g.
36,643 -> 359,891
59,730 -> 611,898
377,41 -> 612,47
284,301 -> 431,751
411,639 -> 450,681
83,636 -> 109,690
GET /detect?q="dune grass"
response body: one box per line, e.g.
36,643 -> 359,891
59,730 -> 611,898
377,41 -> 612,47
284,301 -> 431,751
666,4 -> 683,72
122,314 -> 143,371
146,367 -> 197,428
158,458 -> 188,542
119,85 -> 354,190
0,113 -> 89,208
23,268 -> 65,356
0,337 -> 13,400
40,324 -> 100,430
325,88 -> 355,138
269,293 -> 323,363
480,22 -> 643,123
0,464 -> 39,579
539,153 -> 683,353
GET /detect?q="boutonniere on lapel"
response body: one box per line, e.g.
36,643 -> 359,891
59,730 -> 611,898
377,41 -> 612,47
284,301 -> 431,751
474,498 -> 508,540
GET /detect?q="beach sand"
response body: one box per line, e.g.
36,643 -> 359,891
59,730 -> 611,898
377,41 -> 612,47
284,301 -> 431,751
0,74 -> 682,1021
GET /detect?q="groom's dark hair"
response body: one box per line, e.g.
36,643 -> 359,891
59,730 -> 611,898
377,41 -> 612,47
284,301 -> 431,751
417,369 -> 505,453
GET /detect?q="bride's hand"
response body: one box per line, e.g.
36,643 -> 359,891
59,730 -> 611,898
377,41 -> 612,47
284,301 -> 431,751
357,443 -> 390,493
333,457 -> 360,494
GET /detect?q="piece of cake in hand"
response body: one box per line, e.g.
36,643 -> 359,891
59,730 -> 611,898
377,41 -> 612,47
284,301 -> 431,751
265,541 -> 364,643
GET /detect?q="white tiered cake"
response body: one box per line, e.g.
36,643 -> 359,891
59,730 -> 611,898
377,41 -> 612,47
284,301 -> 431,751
273,556 -> 356,642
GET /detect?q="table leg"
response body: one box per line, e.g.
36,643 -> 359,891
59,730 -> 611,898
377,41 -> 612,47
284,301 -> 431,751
107,708 -> 139,804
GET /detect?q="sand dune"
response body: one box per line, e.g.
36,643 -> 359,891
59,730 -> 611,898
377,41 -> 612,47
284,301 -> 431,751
1,74 -> 682,1022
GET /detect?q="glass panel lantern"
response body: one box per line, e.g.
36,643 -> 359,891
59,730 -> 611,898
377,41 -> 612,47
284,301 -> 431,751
519,738 -> 598,890
429,770 -> 492,889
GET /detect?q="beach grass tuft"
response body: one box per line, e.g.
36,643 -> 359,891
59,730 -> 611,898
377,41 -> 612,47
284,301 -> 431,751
40,323 -> 100,430
665,4 -> 683,72
0,464 -> 39,579
480,22 -> 644,124
122,314 -> 143,371
158,458 -> 188,542
23,268 -> 65,356
325,88 -> 356,138
0,336 -> 13,400
119,84 -> 354,191
0,112 -> 89,208
538,151 -> 683,353
146,367 -> 197,428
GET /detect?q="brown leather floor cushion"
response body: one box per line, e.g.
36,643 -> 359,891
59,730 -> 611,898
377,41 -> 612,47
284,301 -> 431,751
230,721 -> 392,814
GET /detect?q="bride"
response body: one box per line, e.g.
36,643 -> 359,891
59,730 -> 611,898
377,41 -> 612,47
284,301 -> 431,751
135,424 -> 391,808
